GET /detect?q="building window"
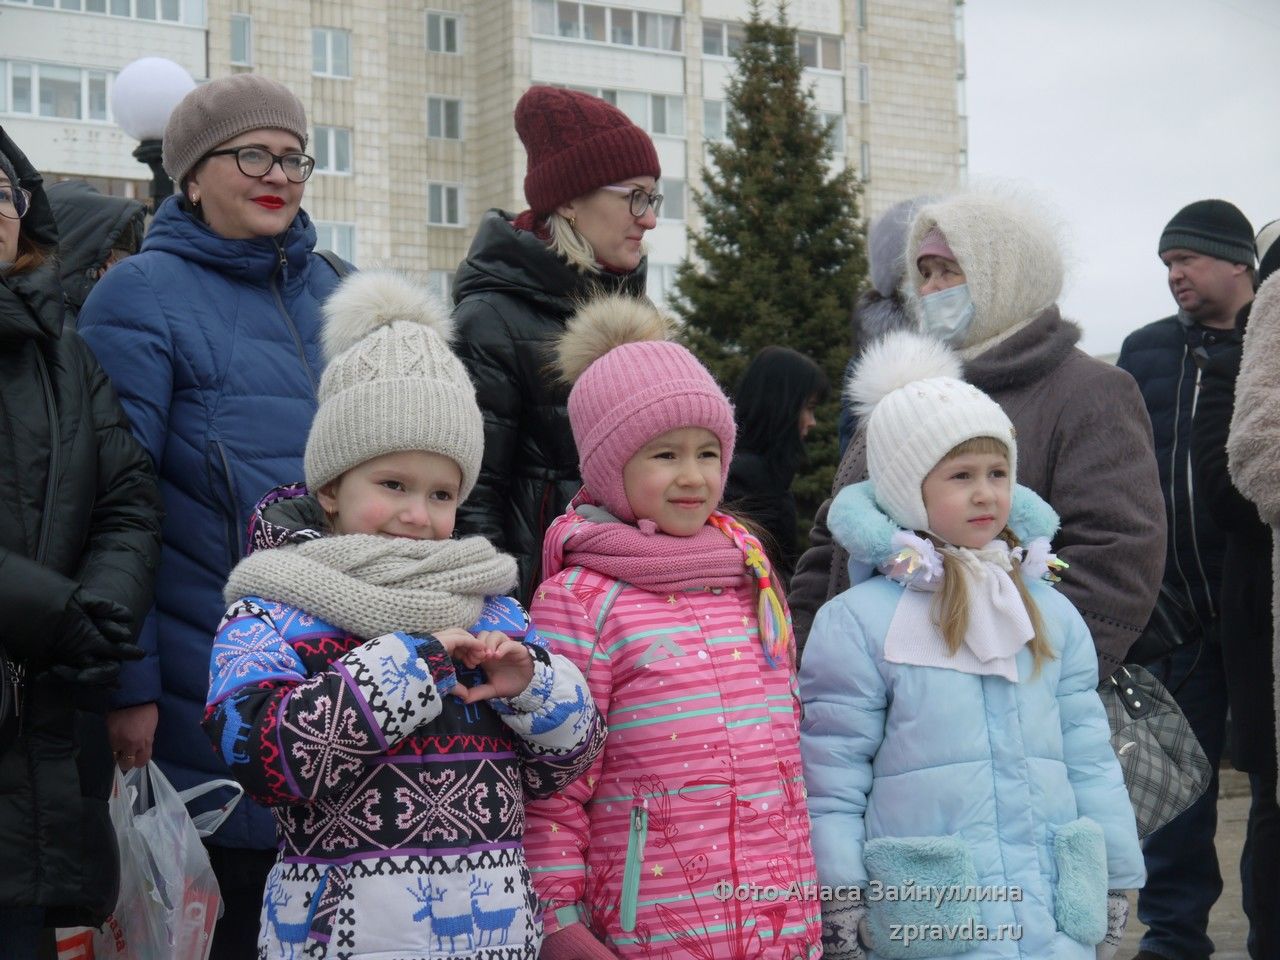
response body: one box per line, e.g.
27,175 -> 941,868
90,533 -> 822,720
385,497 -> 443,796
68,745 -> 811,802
531,1 -> 680,52
702,20 -> 744,58
0,60 -> 117,123
858,64 -> 870,103
314,126 -> 352,174
230,14 -> 252,66
427,269 -> 454,302
426,10 -> 459,53
427,96 -> 462,140
823,112 -> 844,155
859,141 -> 870,183
797,31 -> 841,71
659,178 -> 685,220
427,182 -> 463,226
34,0 -> 191,17
857,0 -> 867,29
646,262 -> 678,306
566,85 -> 683,139
703,99 -> 728,142
312,28 -> 351,77
314,222 -> 356,262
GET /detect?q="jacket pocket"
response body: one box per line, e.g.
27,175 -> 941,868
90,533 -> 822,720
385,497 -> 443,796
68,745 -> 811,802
862,834 -> 981,959
1051,816 -> 1107,945
619,801 -> 649,933
209,440 -> 243,570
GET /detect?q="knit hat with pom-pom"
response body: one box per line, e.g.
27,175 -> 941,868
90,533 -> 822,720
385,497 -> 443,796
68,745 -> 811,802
304,271 -> 483,498
848,329 -> 1016,532
557,294 -> 735,521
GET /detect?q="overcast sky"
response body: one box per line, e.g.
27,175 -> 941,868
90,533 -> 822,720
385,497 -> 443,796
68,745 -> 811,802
963,0 -> 1280,355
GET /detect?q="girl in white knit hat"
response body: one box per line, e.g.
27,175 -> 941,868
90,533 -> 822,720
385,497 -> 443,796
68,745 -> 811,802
799,330 -> 1144,960
200,271 -> 604,959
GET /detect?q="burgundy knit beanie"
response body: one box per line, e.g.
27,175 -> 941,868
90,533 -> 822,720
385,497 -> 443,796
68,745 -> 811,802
515,86 -> 661,217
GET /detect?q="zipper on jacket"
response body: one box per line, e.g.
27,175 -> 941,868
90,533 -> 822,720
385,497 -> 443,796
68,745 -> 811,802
1185,366 -> 1216,619
271,240 -> 318,396
620,800 -> 649,933
213,441 -> 243,569
1166,345 -> 1200,619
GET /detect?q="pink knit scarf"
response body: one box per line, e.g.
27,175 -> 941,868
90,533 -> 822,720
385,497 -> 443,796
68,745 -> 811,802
542,500 -> 749,593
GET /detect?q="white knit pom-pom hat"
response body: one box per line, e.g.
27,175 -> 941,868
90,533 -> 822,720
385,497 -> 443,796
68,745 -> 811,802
848,329 -> 1016,531
304,271 -> 483,498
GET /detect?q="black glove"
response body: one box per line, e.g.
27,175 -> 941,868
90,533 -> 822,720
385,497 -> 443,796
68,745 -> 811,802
48,590 -> 144,686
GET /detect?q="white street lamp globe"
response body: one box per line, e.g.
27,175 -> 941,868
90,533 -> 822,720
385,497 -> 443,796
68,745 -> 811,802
111,57 -> 196,142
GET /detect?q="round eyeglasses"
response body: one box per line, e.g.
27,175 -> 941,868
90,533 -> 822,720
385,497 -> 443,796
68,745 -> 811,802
601,184 -> 664,219
0,184 -> 32,221
202,146 -> 316,183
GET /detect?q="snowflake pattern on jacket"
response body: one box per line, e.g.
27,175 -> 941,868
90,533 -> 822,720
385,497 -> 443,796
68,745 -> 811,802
204,583 -> 604,959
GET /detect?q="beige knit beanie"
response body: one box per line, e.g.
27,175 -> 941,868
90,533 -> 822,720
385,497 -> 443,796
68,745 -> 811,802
304,272 -> 483,499
162,74 -> 309,184
847,330 -> 1016,532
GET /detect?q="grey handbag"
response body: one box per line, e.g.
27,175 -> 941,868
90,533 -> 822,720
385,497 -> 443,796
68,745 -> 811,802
1101,664 -> 1212,840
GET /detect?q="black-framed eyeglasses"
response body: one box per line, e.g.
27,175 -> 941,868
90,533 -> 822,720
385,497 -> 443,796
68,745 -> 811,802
202,146 -> 316,183
0,184 -> 32,221
601,184 -> 664,218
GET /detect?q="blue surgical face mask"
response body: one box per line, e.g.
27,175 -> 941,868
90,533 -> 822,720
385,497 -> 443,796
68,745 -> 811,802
919,283 -> 976,346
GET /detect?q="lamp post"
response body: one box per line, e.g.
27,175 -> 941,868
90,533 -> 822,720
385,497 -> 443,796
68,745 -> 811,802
110,57 -> 196,213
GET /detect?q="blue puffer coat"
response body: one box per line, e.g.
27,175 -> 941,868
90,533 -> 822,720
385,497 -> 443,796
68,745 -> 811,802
76,196 -> 343,848
800,483 -> 1144,959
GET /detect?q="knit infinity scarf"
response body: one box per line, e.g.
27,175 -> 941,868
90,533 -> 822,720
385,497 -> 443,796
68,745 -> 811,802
542,496 -> 793,667
224,533 -> 517,640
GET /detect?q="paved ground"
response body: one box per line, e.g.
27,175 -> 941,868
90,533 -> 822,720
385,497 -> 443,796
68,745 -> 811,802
1119,766 -> 1253,960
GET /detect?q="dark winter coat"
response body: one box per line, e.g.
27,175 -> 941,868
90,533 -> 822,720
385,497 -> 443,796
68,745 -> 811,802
76,194 -> 345,850
0,128 -> 162,925
1118,315 -> 1240,630
452,210 -> 647,602
1194,305 -> 1276,773
725,449 -> 799,584
47,179 -> 146,324
790,309 -> 1166,681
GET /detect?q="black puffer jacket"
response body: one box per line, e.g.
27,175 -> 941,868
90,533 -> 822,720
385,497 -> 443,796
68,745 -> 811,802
1191,305 -> 1275,772
452,210 -> 647,602
47,179 -> 145,324
1117,315 -> 1240,629
0,128 -> 162,926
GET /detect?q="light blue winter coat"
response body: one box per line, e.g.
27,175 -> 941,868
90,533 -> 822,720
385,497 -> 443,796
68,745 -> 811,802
800,482 -> 1144,959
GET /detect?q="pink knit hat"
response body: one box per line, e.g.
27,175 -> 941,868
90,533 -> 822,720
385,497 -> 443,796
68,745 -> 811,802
915,225 -> 956,266
558,296 -> 736,522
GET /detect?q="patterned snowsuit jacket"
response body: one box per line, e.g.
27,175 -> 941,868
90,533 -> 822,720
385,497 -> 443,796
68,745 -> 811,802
203,590 -> 605,960
524,568 -> 823,960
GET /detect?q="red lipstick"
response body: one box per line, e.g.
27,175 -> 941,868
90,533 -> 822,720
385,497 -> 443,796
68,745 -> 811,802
253,196 -> 285,210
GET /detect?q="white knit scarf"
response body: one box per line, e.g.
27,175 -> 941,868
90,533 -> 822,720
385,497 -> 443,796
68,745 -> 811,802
883,539 -> 1034,681
223,534 -> 518,639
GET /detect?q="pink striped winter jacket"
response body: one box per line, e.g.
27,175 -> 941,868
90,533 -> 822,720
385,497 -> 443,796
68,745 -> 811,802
524,556 -> 822,959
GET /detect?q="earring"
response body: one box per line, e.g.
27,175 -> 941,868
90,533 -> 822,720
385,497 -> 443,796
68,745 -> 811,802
568,215 -> 577,230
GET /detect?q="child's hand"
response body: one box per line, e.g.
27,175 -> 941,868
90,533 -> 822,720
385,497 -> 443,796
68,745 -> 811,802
431,627 -> 489,660
453,630 -> 534,703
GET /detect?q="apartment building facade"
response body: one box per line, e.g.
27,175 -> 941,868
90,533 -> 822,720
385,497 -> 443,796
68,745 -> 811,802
1,0 -> 966,305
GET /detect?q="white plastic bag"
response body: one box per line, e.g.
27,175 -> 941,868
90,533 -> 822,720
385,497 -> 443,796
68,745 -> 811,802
58,763 -> 243,960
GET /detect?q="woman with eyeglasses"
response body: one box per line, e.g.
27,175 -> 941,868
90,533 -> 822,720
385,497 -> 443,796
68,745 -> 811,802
75,75 -> 348,959
0,126 -> 161,957
452,85 -> 662,603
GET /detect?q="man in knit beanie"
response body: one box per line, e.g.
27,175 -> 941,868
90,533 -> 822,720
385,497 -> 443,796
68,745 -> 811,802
1116,200 -> 1257,960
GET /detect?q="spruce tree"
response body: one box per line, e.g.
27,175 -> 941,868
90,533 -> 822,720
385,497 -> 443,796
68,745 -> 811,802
674,0 -> 866,535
